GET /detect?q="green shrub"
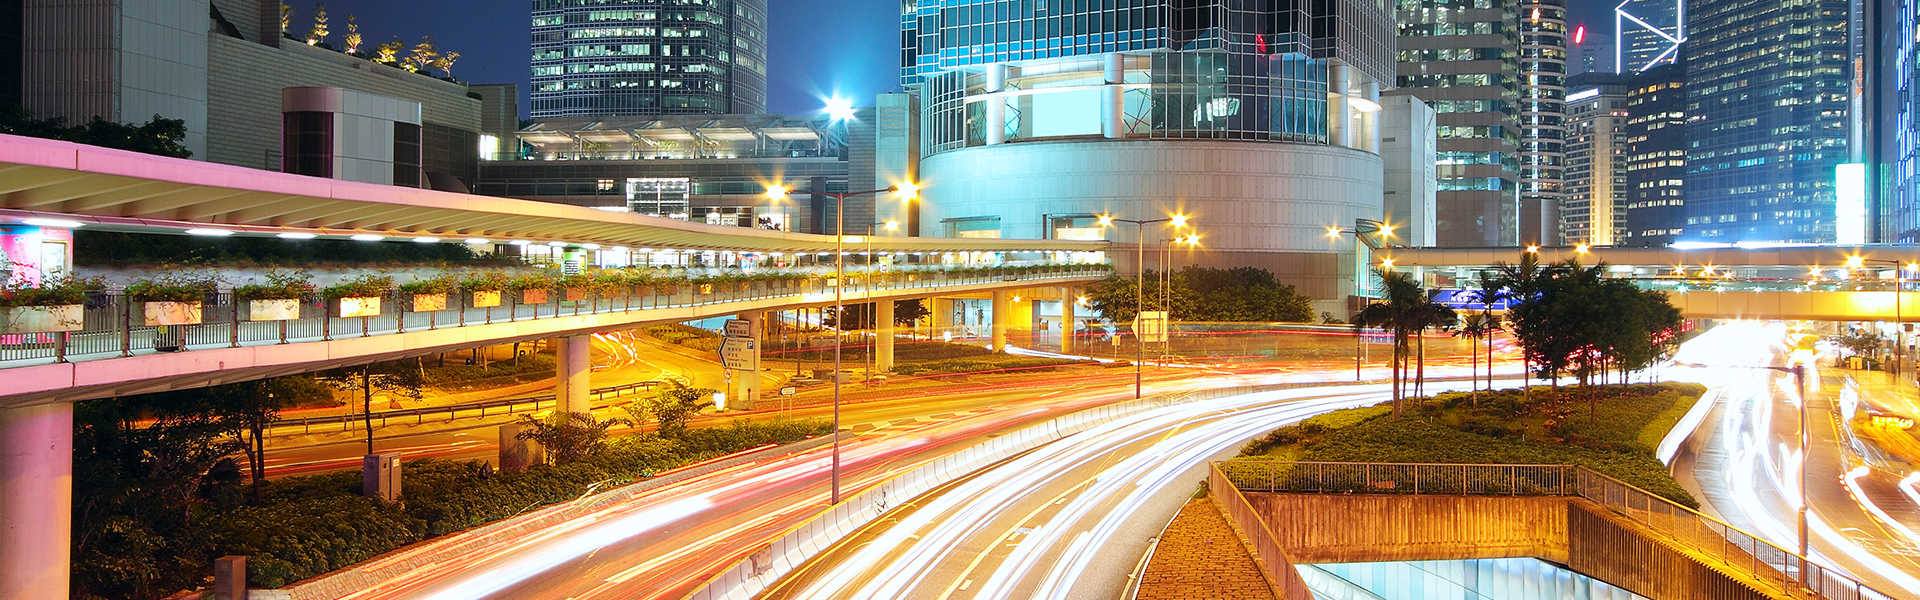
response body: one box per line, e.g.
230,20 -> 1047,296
320,274 -> 394,299
203,419 -> 828,587
399,274 -> 458,295
233,269 -> 314,301
508,272 -> 555,291
125,269 -> 218,303
459,271 -> 511,292
892,356 -> 1092,376
0,274 -> 106,306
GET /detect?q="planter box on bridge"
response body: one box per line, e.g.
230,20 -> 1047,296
142,301 -> 202,326
1,304 -> 84,334
410,293 -> 448,312
521,289 -> 549,305
470,290 -> 502,308
246,299 -> 302,322
334,297 -> 382,318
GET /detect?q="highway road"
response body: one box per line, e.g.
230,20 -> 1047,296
1670,323 -> 1920,597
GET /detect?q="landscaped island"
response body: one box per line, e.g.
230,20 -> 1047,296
1233,383 -> 1707,507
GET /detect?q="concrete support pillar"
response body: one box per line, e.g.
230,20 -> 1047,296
876,300 -> 896,372
991,290 -> 1010,353
985,65 -> 1008,145
1,403 -> 72,600
1060,287 -> 1077,354
555,334 -> 591,414
1330,60 -> 1351,149
1103,53 -> 1126,139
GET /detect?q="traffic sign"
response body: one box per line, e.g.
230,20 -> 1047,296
1135,310 -> 1168,343
720,337 -> 759,371
724,319 -> 753,339
780,386 -> 797,396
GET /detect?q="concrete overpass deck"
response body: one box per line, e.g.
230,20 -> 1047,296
1376,246 -> 1920,322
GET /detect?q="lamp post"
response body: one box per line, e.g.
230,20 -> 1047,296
765,183 -> 917,504
1098,213 -> 1189,398
1327,218 -> 1391,381
1157,234 -> 1200,362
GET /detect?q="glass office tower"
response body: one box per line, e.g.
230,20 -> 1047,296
1682,0 -> 1852,242
529,0 -> 768,118
1386,0 -> 1523,246
901,0 -> 1399,311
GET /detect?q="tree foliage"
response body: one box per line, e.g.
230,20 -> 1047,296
0,105 -> 192,158
1479,254 -> 1687,420
647,380 -> 715,438
515,412 -> 627,465
1352,269 -> 1457,418
1085,266 -> 1314,323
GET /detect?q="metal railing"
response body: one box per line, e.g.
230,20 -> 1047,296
1217,461 -> 1898,600
271,380 -> 662,433
0,265 -> 1111,368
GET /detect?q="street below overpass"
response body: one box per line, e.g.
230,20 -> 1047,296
315,350 -> 1506,600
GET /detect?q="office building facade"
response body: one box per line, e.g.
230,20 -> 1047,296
1518,0 -> 1568,245
1388,0 -> 1522,246
900,0 -> 1397,308
1682,0 -> 1852,242
529,0 -> 768,118
1614,0 -> 1682,73
1621,63 -> 1685,245
1560,72 -> 1631,245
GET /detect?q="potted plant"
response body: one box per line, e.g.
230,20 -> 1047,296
234,270 -> 314,322
461,271 -> 510,308
322,274 -> 394,318
400,274 -> 458,312
509,272 -> 554,304
127,270 -> 218,326
0,275 -> 105,334
558,272 -> 602,302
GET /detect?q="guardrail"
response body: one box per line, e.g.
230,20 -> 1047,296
1216,461 -> 1897,600
0,264 -> 1110,368
1205,463 -> 1314,600
272,379 -> 662,433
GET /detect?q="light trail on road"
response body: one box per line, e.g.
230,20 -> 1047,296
769,379 -> 1502,600
1672,322 -> 1920,595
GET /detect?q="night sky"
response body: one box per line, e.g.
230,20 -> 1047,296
299,0 -> 1611,119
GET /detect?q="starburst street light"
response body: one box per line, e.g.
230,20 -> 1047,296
824,97 -> 857,122
1097,212 -> 1195,399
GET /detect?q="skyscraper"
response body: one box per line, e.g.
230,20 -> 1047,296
1387,0 -> 1522,246
1682,0 -> 1851,242
1560,72 -> 1631,245
1614,0 -> 1682,73
1518,0 -> 1568,245
1621,62 -> 1685,245
900,0 -> 1399,311
529,0 -> 768,118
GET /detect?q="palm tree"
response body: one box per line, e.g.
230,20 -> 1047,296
1453,312 -> 1501,404
1354,269 -> 1455,418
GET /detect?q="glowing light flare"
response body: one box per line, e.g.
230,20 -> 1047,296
765,184 -> 791,201
824,97 -> 857,122
1380,258 -> 1395,269
1169,214 -> 1189,228
890,182 -> 919,200
1526,245 -> 1540,253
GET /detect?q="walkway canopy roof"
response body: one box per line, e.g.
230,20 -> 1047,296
0,134 -> 1106,255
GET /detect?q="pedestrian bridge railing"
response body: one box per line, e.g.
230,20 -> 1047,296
0,264 -> 1110,369
1217,461 -> 1896,600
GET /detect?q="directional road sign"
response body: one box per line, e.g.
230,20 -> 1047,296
720,337 -> 759,371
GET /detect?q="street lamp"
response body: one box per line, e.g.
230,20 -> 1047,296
1329,219 -> 1391,381
1098,213 -> 1192,398
1758,356 -> 1812,559
1156,234 -> 1202,361
764,182 -> 918,504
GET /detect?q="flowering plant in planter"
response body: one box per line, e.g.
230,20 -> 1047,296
322,274 -> 394,318
0,274 -> 106,334
460,271 -> 511,308
127,269 -> 219,326
401,274 -> 458,312
510,273 -> 555,304
234,270 -> 314,322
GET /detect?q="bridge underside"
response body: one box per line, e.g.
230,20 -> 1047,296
0,276 -> 1096,409
1664,291 -> 1920,322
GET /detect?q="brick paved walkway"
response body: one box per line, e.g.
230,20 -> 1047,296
1135,497 -> 1278,600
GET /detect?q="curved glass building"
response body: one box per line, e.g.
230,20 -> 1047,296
902,0 -> 1398,305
